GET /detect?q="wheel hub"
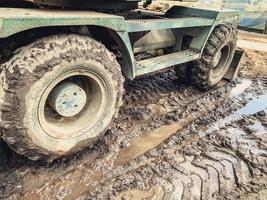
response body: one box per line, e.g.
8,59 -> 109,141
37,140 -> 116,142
48,82 -> 87,117
39,71 -> 108,140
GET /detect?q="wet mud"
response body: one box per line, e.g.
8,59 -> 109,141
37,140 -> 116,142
0,49 -> 267,200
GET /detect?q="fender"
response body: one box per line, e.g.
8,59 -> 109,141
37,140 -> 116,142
0,8 -> 127,38
166,6 -> 239,54
0,8 -> 136,79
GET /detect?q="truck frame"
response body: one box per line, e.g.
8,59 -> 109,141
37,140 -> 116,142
0,6 -> 239,79
0,3 -> 241,161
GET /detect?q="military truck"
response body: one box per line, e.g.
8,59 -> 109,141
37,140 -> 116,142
0,0 -> 240,161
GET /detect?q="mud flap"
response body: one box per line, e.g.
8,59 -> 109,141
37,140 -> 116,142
0,140 -> 8,167
224,48 -> 244,80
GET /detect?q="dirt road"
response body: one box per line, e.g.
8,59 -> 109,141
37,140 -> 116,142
0,40 -> 267,199
238,40 -> 267,52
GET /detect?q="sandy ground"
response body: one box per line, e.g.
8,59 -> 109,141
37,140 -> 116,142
238,40 -> 267,52
0,33 -> 267,200
238,31 -> 267,52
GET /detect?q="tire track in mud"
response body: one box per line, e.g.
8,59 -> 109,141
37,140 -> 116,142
86,83 -> 267,200
0,50 -> 266,200
171,116 -> 267,199
0,69 -> 232,200
88,115 -> 267,199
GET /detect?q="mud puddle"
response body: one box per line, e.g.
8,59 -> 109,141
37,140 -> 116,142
85,50 -> 267,200
249,121 -> 266,133
236,93 -> 267,116
207,92 -> 267,133
115,186 -> 165,200
0,72 -> 231,199
230,79 -> 252,97
108,108 -> 267,199
115,123 -> 183,166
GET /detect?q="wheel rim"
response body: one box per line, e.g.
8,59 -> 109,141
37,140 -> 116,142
38,70 -> 107,140
210,44 -> 231,80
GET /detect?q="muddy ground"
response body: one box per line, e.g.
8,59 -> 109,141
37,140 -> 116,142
0,36 -> 267,200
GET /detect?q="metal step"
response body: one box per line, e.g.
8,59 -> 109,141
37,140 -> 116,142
126,17 -> 214,32
135,50 -> 200,76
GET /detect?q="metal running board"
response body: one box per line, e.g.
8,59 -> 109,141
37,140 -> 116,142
135,50 -> 200,76
126,17 -> 214,32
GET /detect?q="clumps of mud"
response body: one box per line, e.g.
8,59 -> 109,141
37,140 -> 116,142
239,49 -> 267,81
84,50 -> 267,200
0,50 -> 267,200
0,67 -> 232,199
86,97 -> 267,200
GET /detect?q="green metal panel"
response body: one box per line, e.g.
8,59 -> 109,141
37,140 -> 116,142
117,31 -> 136,79
0,6 -> 239,80
33,0 -> 139,10
165,6 -> 238,53
0,8 -> 126,38
190,24 -> 217,53
135,50 -> 200,76
166,6 -> 218,19
0,8 -> 136,79
166,6 -> 239,26
126,17 -> 214,32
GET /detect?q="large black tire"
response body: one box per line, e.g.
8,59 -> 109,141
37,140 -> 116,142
0,34 -> 124,161
175,24 -> 238,89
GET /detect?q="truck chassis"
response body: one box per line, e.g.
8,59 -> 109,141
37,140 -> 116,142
0,5 -> 241,160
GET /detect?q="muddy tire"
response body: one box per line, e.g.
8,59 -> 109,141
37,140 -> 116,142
0,34 -> 124,161
175,24 -> 237,89
174,63 -> 190,83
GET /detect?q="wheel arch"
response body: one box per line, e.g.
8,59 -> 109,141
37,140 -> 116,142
0,25 -> 135,79
86,25 -> 135,79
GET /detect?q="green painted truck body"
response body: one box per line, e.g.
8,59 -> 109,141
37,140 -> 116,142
0,4 -> 243,161
0,6 -> 239,79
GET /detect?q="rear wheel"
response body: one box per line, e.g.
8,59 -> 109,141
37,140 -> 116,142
175,24 -> 237,89
0,34 -> 124,161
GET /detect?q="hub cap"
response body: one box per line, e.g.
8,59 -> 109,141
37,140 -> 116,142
48,82 -> 87,117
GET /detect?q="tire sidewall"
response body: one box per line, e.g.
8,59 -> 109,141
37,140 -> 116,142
208,29 -> 237,86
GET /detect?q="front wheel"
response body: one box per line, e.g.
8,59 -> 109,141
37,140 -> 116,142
0,34 -> 124,161
175,24 -> 238,90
